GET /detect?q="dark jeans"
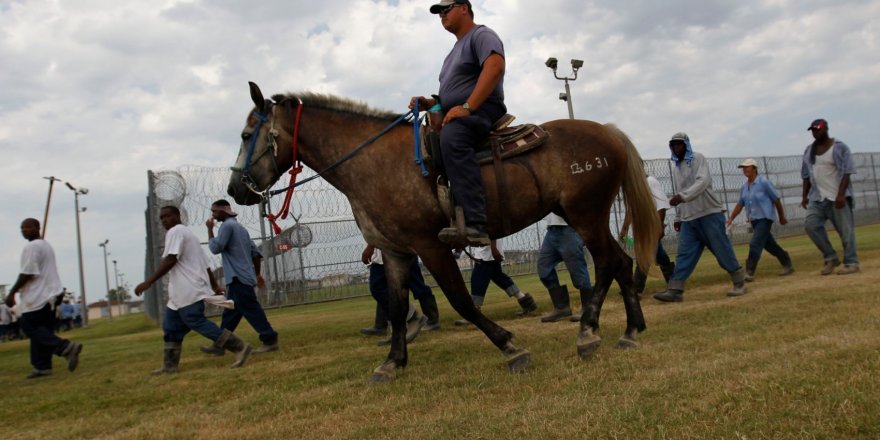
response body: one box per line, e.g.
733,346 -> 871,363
672,212 -> 741,282
471,260 -> 514,298
163,301 -> 223,343
439,103 -> 505,227
20,302 -> 71,371
220,279 -> 277,344
369,261 -> 434,316
748,219 -> 787,265
537,225 -> 592,291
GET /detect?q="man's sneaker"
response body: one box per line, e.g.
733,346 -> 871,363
836,264 -> 860,275
62,342 -> 83,372
726,283 -> 748,297
453,318 -> 472,326
820,259 -> 841,275
253,342 -> 279,353
423,321 -> 442,332
200,345 -> 225,356
26,369 -> 52,379
744,272 -> 755,282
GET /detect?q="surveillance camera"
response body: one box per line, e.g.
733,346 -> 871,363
558,93 -> 568,101
571,59 -> 584,69
545,57 -> 558,70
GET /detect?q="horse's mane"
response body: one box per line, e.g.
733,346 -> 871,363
273,92 -> 400,121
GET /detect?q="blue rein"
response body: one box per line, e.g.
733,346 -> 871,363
266,107 -> 427,196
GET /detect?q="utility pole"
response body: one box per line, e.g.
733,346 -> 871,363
99,240 -> 112,320
66,182 -> 89,327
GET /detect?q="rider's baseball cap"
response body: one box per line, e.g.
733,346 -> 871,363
430,0 -> 472,14
807,118 -> 828,131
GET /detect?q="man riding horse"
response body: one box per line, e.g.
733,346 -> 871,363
410,0 -> 505,246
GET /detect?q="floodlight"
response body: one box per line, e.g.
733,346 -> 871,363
571,59 -> 584,69
545,57 -> 558,70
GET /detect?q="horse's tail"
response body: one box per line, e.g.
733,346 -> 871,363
606,124 -> 660,272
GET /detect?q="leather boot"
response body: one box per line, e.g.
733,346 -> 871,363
515,293 -> 538,316
541,285 -> 572,323
726,268 -> 748,297
569,287 -> 593,322
744,259 -> 757,282
216,330 -> 253,368
419,295 -> 441,331
60,341 -> 83,372
654,279 -> 685,302
152,342 -> 181,375
360,302 -> 389,336
777,251 -> 794,276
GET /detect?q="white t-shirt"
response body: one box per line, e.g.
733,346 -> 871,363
647,175 -> 670,211
545,213 -> 568,226
163,224 -> 214,310
18,239 -> 63,313
814,145 -> 840,201
472,240 -> 504,262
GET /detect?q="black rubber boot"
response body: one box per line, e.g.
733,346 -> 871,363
654,280 -> 684,302
569,287 -> 593,322
726,268 -> 748,297
152,342 -> 181,375
217,330 -> 253,368
660,262 -> 676,283
777,251 -> 795,276
419,295 -> 441,331
515,293 -> 538,317
744,259 -> 757,282
360,302 -> 389,336
378,302 -> 426,346
541,285 -> 572,322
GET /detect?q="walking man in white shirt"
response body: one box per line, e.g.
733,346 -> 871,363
801,118 -> 859,275
135,206 -> 252,374
6,218 -> 82,379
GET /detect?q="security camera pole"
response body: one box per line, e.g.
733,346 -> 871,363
66,181 -> 89,326
545,57 -> 584,119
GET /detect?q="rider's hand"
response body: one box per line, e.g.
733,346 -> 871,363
669,194 -> 684,206
442,105 -> 470,126
409,96 -> 435,110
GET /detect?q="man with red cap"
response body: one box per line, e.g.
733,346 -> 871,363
801,119 -> 859,275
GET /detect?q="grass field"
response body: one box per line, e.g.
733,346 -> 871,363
2,225 -> 879,439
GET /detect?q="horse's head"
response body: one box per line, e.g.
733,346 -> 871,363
227,82 -> 298,205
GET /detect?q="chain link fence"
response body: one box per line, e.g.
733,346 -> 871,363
142,153 -> 880,323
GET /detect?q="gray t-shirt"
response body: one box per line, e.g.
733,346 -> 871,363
438,25 -> 505,113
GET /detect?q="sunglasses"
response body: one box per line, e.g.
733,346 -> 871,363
438,3 -> 461,15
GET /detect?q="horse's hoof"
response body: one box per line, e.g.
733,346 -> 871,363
577,329 -> 602,359
615,335 -> 639,350
505,348 -> 530,373
368,361 -> 401,384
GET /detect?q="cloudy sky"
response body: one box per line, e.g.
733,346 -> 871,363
1,0 -> 877,303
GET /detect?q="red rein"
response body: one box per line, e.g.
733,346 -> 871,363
265,99 -> 304,235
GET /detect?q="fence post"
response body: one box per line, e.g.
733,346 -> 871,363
718,158 -> 731,238
871,154 -> 880,219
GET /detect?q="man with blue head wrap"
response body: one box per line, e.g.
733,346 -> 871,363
654,133 -> 747,302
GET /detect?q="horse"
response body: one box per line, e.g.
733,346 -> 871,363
227,82 -> 660,383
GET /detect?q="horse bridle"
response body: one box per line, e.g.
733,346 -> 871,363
230,97 -> 304,197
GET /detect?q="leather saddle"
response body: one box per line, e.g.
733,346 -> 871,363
420,112 -> 549,238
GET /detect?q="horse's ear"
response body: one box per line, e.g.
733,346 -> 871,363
249,81 -> 265,113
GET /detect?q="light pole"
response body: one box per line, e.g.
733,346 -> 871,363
545,57 -> 584,119
112,260 -> 121,317
99,240 -> 112,320
65,181 -> 89,327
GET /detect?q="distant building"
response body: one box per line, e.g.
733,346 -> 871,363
87,299 -> 144,320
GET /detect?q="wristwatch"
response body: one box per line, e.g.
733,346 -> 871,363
462,102 -> 472,113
